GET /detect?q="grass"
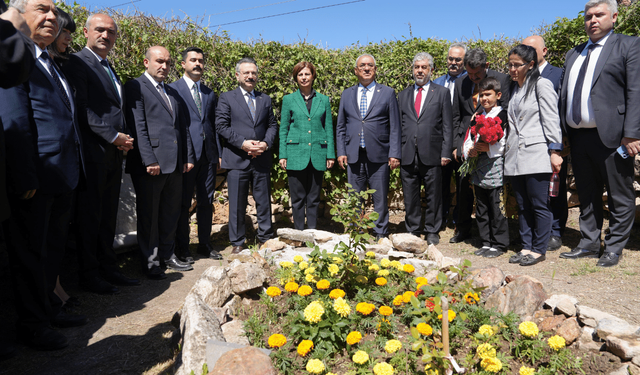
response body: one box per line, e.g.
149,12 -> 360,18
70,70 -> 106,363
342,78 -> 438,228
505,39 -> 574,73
569,262 -> 599,276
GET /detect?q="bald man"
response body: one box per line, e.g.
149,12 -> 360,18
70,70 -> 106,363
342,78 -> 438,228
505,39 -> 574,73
522,35 -> 563,91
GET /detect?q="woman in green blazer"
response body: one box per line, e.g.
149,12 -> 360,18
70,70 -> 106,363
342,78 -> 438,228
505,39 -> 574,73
279,61 -> 335,230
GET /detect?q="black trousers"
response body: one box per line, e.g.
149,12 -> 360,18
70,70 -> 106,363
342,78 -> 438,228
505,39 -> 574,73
287,163 -> 323,230
474,185 -> 509,251
510,173 -> 552,255
550,157 -> 568,237
401,154 -> 442,235
227,164 -> 273,246
449,158 -> 474,234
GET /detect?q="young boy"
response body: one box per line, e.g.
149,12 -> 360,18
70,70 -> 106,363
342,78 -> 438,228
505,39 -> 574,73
462,77 -> 509,258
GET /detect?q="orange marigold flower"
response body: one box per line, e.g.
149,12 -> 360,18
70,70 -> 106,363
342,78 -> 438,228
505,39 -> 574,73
266,286 -> 281,297
465,292 -> 480,304
356,302 -> 376,315
379,305 -> 393,316
402,291 -> 414,303
416,323 -> 433,336
375,277 -> 387,286
316,279 -> 330,290
392,295 -> 403,306
403,264 -> 415,273
329,289 -> 346,299
268,333 -> 287,348
284,281 -> 299,293
298,285 -> 313,296
297,339 -> 314,356
346,331 -> 362,345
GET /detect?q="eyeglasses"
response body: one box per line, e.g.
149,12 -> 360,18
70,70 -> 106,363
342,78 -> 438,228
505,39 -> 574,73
507,63 -> 528,70
448,57 -> 463,62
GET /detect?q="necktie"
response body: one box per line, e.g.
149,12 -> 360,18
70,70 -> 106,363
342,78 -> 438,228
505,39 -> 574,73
157,83 -> 173,116
415,87 -> 423,116
192,83 -> 202,117
360,87 -> 368,148
571,44 -> 596,126
100,59 -> 119,98
246,92 -> 256,120
41,53 -> 71,111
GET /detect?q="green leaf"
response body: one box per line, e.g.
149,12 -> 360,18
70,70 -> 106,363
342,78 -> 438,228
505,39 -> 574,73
411,341 -> 423,351
410,326 -> 420,339
410,295 -> 420,309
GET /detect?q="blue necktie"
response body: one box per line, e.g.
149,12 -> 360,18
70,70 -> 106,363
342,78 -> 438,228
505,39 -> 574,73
41,53 -> 71,111
359,87 -> 367,148
571,44 -> 596,125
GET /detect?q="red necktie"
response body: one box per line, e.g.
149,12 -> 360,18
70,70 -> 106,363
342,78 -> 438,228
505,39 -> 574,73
415,87 -> 423,116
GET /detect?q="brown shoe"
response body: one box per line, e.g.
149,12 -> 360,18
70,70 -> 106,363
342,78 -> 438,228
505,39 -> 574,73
231,245 -> 244,254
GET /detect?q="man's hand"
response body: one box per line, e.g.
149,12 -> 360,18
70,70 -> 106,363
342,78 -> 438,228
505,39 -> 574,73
388,157 -> 400,170
20,189 -> 36,200
0,8 -> 30,36
441,158 -> 450,167
217,158 -> 222,171
327,159 -> 335,169
279,158 -> 287,169
452,148 -> 459,162
242,140 -> 265,158
550,152 -> 563,173
621,137 -> 640,157
113,132 -> 134,152
338,155 -> 348,169
146,162 -> 160,176
183,163 -> 194,173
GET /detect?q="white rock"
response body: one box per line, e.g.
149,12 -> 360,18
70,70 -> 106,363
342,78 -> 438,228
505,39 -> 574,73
632,355 -> 640,367
555,298 -> 577,317
387,250 -> 415,259
426,245 -> 443,264
606,335 -> 640,360
305,229 -> 335,243
545,294 -> 579,310
389,233 -> 428,254
221,319 -> 250,346
227,262 -> 267,294
187,266 -> 233,309
440,257 -> 461,268
597,318 -> 640,340
401,259 -> 438,275
276,228 -> 315,244
577,305 -> 620,328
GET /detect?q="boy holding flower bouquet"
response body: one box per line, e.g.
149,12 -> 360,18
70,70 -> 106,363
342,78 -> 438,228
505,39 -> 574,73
462,77 -> 509,258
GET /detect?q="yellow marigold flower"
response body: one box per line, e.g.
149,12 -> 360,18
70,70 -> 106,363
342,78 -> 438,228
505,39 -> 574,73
279,261 -> 293,268
392,295 -> 403,306
424,364 -> 441,375
548,335 -> 566,350
478,325 -> 495,336
352,350 -> 369,364
379,305 -> 393,316
355,275 -> 368,283
465,292 -> 480,304
416,323 -> 433,336
519,366 -> 535,375
284,281 -> 299,293
293,255 -> 303,263
316,279 -> 330,290
304,267 -> 316,275
519,321 -> 539,338
332,256 -> 343,264
480,357 -> 502,373
366,251 -> 376,258
356,302 -> 376,315
402,291 -> 414,303
333,297 -> 351,317
346,330 -> 362,345
390,260 -> 402,270
328,263 -> 340,275
380,258 -> 391,268
415,276 -> 428,285
298,285 -> 313,297
304,301 -> 325,323
297,339 -> 314,357
369,264 -> 380,271
299,261 -> 308,270
373,362 -> 394,375
329,289 -> 345,299
306,358 -> 325,374
305,274 -> 316,282
403,264 -> 415,273
377,269 -> 389,277
375,277 -> 387,286
267,333 -> 287,348
384,339 -> 402,353
476,343 -> 496,359
266,286 -> 281,297
437,310 -> 456,322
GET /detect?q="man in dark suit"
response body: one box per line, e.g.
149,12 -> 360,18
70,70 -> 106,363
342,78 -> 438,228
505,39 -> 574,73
523,34 -> 567,252
336,54 -> 402,240
216,57 -> 277,253
64,13 -> 139,294
450,48 -> 510,243
125,46 -> 195,279
0,0 -> 87,350
170,47 -> 222,262
398,52 -> 453,245
559,0 -> 640,267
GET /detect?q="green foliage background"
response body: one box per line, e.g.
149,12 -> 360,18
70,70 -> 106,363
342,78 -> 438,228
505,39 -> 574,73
53,2 -> 640,203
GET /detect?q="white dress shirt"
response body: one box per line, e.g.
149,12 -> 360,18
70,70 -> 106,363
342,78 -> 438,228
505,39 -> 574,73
413,82 -> 430,115
35,45 -> 74,113
358,81 -> 376,112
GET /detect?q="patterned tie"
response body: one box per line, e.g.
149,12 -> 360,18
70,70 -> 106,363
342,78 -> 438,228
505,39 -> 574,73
192,83 -> 202,117
156,83 -> 173,116
100,59 -> 119,98
571,44 -> 596,126
414,87 -> 423,116
246,92 -> 256,121
41,53 -> 71,111
359,87 -> 367,148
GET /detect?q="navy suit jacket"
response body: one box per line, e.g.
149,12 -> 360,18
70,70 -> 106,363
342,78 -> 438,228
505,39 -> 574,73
398,82 -> 453,166
124,74 -> 194,175
336,82 -> 401,164
0,56 -> 83,196
64,47 -> 125,164
215,87 -> 278,171
170,77 -> 220,163
560,33 -> 640,148
541,63 -> 563,92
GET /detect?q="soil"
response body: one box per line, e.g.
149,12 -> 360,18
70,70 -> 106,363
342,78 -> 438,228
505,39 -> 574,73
0,206 -> 638,375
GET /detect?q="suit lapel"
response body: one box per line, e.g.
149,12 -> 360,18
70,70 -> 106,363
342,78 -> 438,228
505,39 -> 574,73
365,84 -> 382,119
292,90 -> 309,116
36,60 -> 71,113
234,87 -> 253,122
200,85 -> 211,123
419,84 -> 436,118
83,49 -> 120,106
177,78 -> 200,120
592,34 -> 617,88
253,91 -> 263,124
143,76 -> 173,117
308,91 -> 321,119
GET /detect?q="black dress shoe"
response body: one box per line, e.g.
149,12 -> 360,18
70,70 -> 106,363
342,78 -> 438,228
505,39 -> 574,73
474,246 -> 491,256
51,311 -> 88,328
426,233 -> 440,246
209,250 -> 223,260
559,247 -> 600,259
103,270 -> 141,286
449,231 -> 470,243
176,247 -> 195,264
547,235 -> 562,251
147,265 -> 167,280
231,245 -> 244,254
82,276 -> 120,295
509,252 -> 525,264
63,296 -> 81,308
596,252 -> 620,267
19,327 -> 68,351
483,248 -> 506,258
165,255 -> 193,271
520,254 -> 546,266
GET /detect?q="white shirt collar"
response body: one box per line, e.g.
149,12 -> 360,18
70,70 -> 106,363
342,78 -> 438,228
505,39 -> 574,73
144,71 -> 164,87
414,82 -> 430,91
538,61 -> 548,73
482,105 -> 503,117
84,46 -> 108,64
588,29 -> 613,48
182,74 -> 200,91
358,81 -> 376,91
240,86 -> 254,97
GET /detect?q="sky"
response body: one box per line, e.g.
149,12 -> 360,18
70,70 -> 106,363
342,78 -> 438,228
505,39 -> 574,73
68,0 -> 588,49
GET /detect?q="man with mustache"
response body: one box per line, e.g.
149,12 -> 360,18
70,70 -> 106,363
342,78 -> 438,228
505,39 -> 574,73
125,46 -> 195,279
1,0 -> 88,350
170,47 -> 222,261
398,52 -> 453,245
215,57 -> 277,253
64,13 -> 139,294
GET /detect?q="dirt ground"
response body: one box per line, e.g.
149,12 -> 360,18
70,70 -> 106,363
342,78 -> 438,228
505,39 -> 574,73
0,206 -> 638,375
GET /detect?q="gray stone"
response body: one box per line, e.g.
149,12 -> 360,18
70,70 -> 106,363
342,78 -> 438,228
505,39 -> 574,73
206,340 -> 271,373
221,319 -> 250,346
401,259 -> 438,275
188,266 -> 234,309
577,305 -> 621,328
545,294 -> 579,311
276,228 -> 314,244
440,256 -> 461,268
365,244 -> 392,255
484,275 -> 548,319
175,293 -> 225,375
609,364 -> 631,375
114,170 -> 137,250
227,262 -> 267,294
387,250 -> 415,259
634,355 -> 640,367
426,244 -> 443,264
305,229 -> 335,243
424,269 -> 440,284
606,335 -> 640,360
379,237 -> 393,248
390,233 -> 428,254
577,326 -> 605,351
223,295 -> 242,317
210,307 -> 230,325
467,266 -> 505,297
261,238 -> 286,251
555,298 -> 577,317
596,318 -> 640,340
556,317 -> 582,345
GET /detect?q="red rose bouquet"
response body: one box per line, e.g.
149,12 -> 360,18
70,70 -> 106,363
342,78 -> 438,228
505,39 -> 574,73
459,115 -> 504,176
